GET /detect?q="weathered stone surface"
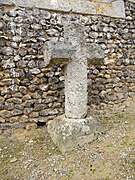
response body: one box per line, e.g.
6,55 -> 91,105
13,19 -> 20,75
0,122 -> 25,130
0,97 -> 5,104
0,117 -> 5,123
44,20 -> 104,119
34,103 -> 47,111
13,98 -> 22,104
87,44 -> 104,65
0,0 -> 125,18
29,112 -> 39,118
19,115 -> 29,122
29,68 -> 41,75
40,109 -> 59,116
3,103 -> 14,110
0,37 -> 6,46
19,86 -> 27,94
26,123 -> 37,131
23,108 -> 33,115
12,109 -> 23,116
0,21 -> 4,29
47,115 -> 105,153
65,57 -> 87,119
2,47 -> 13,56
44,41 -> 74,67
19,48 -> 27,57
2,59 -> 15,69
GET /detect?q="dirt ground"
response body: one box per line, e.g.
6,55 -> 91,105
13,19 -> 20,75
0,97 -> 135,180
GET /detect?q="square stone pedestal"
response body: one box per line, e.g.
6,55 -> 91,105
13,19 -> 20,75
47,115 -> 105,153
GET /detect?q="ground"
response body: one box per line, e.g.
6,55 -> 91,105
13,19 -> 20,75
0,97 -> 135,180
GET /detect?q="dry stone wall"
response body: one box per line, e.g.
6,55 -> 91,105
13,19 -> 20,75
0,0 -> 135,128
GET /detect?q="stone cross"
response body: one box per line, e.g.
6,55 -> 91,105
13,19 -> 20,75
44,20 -> 104,119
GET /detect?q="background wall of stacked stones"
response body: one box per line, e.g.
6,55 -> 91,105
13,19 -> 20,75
0,0 -> 135,128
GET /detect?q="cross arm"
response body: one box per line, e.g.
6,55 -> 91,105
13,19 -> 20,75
44,41 -> 75,67
86,44 -> 104,65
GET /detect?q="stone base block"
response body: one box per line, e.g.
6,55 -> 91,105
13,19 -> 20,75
47,115 -> 105,153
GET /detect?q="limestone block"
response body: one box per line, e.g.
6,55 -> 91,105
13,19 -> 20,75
47,115 -> 105,153
0,0 -> 125,18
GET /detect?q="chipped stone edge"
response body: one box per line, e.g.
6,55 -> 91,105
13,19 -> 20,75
0,0 -> 126,18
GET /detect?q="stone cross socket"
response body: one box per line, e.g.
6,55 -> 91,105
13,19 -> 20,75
44,21 -> 104,119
